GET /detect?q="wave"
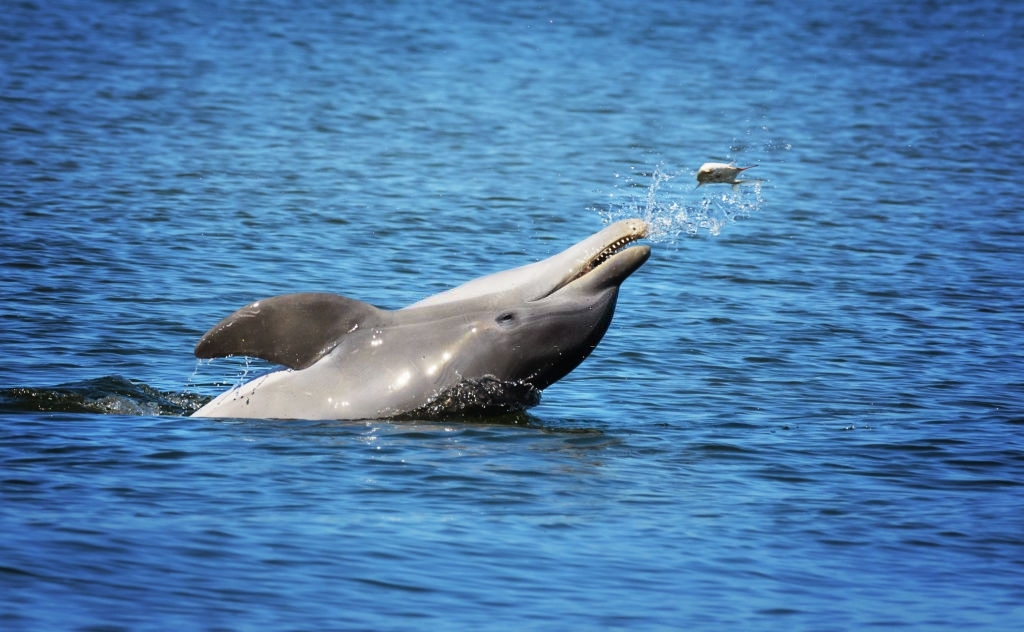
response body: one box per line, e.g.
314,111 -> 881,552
0,376 -> 208,417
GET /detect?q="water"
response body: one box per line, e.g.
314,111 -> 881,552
2,0 -> 1023,629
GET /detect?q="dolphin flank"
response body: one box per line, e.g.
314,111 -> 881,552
192,219 -> 651,420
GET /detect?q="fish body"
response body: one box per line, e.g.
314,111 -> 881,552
696,162 -> 757,188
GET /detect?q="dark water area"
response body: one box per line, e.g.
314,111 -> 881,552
3,0 -> 1023,629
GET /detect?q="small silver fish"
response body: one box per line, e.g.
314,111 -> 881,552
696,162 -> 757,188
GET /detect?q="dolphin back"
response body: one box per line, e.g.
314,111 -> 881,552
194,292 -> 382,370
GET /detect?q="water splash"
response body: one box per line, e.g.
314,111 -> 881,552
188,355 -> 275,394
399,377 -> 541,421
593,163 -> 765,242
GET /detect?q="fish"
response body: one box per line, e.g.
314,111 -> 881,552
696,162 -> 757,189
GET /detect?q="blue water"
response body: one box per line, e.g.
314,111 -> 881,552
3,0 -> 1023,629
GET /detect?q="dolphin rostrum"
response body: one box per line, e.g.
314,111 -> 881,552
191,219 -> 650,420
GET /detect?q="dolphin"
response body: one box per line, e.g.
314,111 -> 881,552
191,219 -> 650,420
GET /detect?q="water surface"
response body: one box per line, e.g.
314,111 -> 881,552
2,0 -> 1023,629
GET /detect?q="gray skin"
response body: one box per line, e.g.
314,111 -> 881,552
191,219 -> 650,420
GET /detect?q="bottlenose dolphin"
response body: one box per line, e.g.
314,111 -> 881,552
191,219 -> 650,420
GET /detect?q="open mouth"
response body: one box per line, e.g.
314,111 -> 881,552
580,230 -> 647,275
542,220 -> 649,297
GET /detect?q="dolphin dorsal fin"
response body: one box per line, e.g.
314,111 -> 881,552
194,292 -> 382,370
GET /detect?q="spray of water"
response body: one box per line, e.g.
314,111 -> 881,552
593,163 -> 766,243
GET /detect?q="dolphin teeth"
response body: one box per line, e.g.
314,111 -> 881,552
589,234 -> 639,270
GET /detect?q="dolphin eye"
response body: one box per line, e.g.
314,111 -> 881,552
496,311 -> 517,327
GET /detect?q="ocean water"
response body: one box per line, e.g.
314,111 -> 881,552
2,0 -> 1023,629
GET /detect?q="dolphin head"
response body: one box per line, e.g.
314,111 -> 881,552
426,221 -> 651,391
498,240 -> 650,389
